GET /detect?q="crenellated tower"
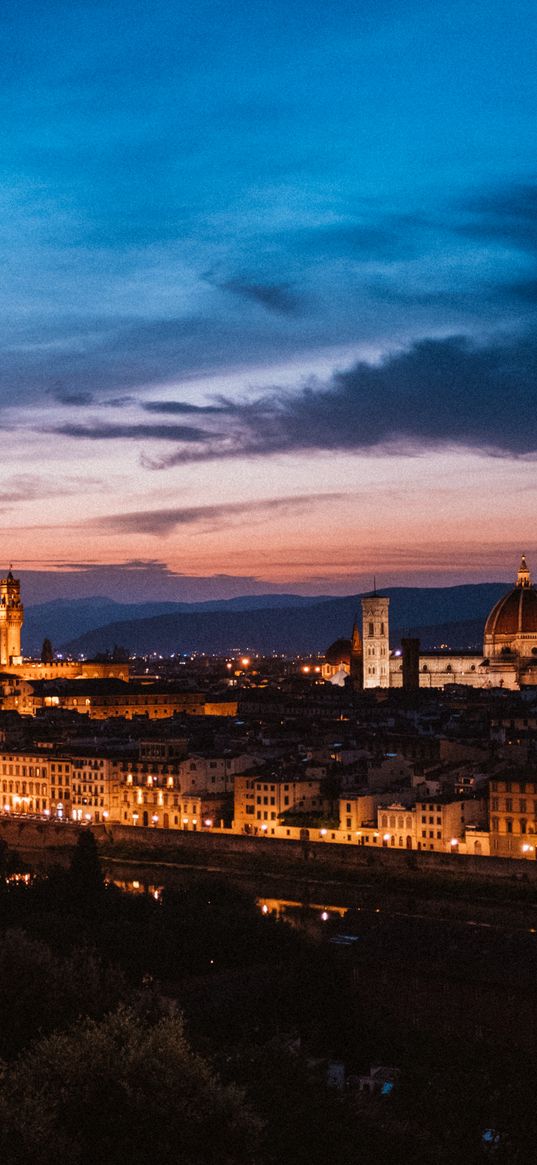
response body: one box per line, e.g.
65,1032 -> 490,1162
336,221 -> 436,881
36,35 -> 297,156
0,570 -> 24,666
361,589 -> 390,688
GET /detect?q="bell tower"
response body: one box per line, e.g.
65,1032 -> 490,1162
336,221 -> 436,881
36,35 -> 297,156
361,588 -> 390,689
0,570 -> 24,666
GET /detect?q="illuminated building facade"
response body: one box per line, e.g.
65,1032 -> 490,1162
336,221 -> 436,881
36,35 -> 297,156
0,571 -> 23,666
326,557 -> 537,691
489,776 -> 537,858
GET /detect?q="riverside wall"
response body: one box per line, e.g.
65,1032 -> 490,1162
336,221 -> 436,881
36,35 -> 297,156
3,817 -> 537,884
94,823 -> 537,883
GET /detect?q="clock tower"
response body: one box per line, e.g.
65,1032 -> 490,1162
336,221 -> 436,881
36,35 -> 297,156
0,570 -> 23,666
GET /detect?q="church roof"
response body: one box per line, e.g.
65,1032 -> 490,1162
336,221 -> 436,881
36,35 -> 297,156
485,556 -> 537,638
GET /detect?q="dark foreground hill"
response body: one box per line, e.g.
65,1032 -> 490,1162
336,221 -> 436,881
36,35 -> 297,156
60,584 -> 507,657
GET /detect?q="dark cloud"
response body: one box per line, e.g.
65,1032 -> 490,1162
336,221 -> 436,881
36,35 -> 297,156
458,182 -> 537,254
47,421 -> 212,442
95,493 -> 344,536
289,216 -> 426,262
144,333 -> 537,467
142,400 -> 227,415
219,277 -> 301,315
508,279 -> 537,303
51,387 -> 95,406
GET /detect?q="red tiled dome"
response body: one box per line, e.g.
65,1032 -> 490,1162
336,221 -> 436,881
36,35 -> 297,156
485,556 -> 537,639
485,586 -> 537,637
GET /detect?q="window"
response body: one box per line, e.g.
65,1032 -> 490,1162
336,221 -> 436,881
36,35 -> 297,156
368,622 -> 374,637
505,798 -> 512,812
506,818 -> 513,833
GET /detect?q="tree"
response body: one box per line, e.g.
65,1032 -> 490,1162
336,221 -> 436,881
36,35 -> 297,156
69,829 -> 105,907
40,638 -> 53,663
0,1008 -> 260,1165
0,930 -> 128,1060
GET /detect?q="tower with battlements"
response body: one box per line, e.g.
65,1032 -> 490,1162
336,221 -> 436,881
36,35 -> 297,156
0,570 -> 23,666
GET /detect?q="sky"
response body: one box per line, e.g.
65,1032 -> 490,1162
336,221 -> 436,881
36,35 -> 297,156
2,0 -> 537,602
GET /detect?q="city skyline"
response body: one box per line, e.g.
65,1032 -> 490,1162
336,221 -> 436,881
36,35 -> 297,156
3,0 -> 537,600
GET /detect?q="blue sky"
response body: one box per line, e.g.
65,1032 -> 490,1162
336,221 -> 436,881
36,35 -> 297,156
2,0 -> 537,600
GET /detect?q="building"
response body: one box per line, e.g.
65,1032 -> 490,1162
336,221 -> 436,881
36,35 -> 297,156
0,750 -> 51,815
233,774 -> 323,831
489,775 -> 537,858
338,792 -> 380,834
377,797 -> 485,852
362,592 -> 390,689
325,557 -> 537,692
0,569 -> 128,681
0,571 -> 23,666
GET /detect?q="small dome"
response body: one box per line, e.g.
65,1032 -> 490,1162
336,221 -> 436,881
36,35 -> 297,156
324,637 -> 352,665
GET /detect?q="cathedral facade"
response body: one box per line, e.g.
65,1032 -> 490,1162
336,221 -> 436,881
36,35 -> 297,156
324,557 -> 537,692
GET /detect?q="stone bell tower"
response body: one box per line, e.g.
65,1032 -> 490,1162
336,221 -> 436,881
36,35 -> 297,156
0,569 -> 24,666
361,586 -> 390,689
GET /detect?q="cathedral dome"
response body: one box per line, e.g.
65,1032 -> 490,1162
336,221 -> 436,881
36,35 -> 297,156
484,556 -> 537,658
